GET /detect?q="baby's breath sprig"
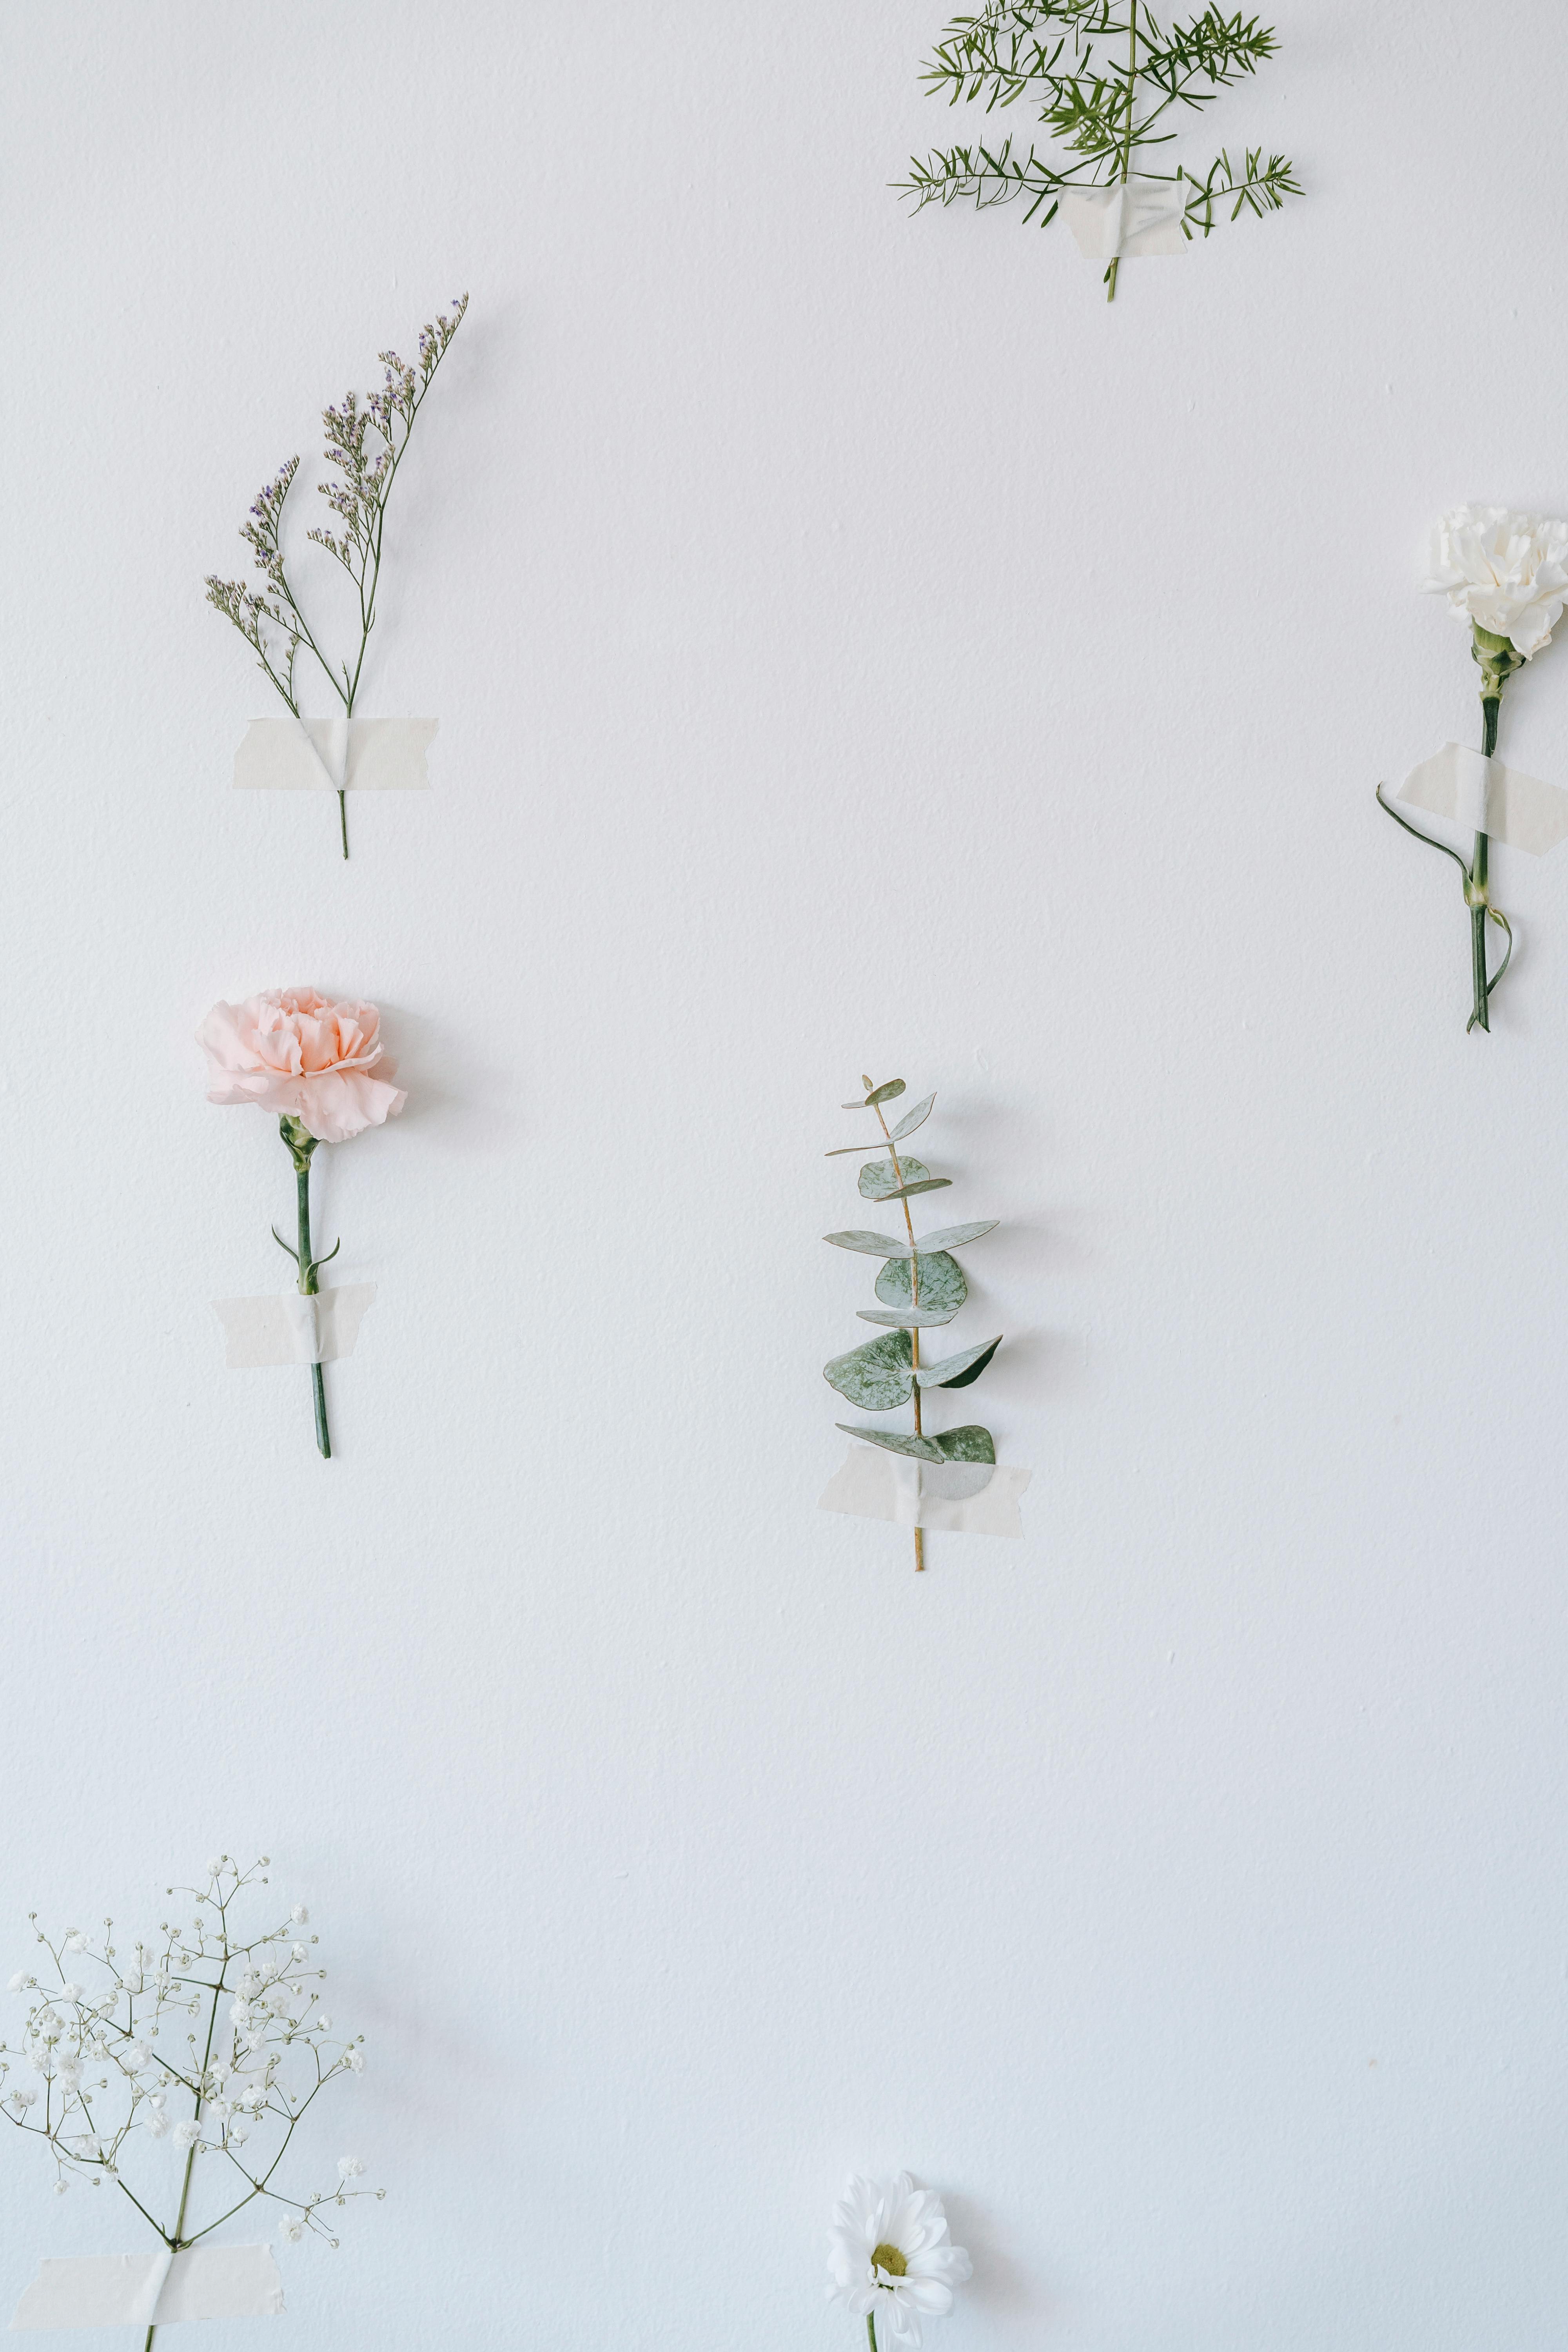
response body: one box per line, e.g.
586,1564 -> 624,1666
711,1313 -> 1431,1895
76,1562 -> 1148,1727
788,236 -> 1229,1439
0,1856 -> 381,2352
897,2 -> 1298,299
205,294 -> 468,858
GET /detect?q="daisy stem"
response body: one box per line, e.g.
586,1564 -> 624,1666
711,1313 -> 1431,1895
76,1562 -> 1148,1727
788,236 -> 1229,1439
338,788 -> 349,861
866,2316 -> 878,2352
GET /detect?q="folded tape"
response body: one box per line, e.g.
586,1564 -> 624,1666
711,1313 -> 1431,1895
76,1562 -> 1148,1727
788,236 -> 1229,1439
212,1286 -> 376,1369
1058,176 -> 1186,260
12,2244 -> 283,2329
818,1446 -> 1031,1536
1393,741 -> 1568,855
232,715 -> 437,791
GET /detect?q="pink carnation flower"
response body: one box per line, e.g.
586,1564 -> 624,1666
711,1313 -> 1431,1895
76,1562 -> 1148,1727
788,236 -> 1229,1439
198,988 -> 407,1145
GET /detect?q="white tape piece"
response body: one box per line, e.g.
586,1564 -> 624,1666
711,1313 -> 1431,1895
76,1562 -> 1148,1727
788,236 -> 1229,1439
212,1285 -> 377,1369
818,1446 -> 1031,1536
1396,742 -> 1568,855
232,715 -> 437,791
11,2244 -> 284,2329
1058,176 -> 1186,260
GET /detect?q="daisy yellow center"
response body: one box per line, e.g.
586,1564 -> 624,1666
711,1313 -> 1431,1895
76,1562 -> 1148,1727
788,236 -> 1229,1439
871,2244 -> 907,2278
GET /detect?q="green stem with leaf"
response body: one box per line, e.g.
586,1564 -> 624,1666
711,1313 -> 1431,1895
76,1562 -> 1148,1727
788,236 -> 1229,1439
1105,0 -> 1138,303
1376,623 -> 1520,1033
271,1117 -> 341,1459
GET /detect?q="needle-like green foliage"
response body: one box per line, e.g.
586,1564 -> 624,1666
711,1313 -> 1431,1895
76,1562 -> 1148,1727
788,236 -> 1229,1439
895,1 -> 1299,297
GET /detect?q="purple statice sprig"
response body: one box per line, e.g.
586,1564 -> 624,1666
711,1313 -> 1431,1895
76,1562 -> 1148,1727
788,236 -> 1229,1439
204,294 -> 468,858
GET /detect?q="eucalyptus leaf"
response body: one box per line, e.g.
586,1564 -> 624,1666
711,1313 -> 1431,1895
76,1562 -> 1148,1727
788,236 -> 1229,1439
864,1080 -> 906,1105
835,1423 -> 945,1463
824,1142 -> 889,1156
882,1178 -> 951,1200
856,1305 -> 960,1329
823,1328 -> 914,1412
915,1220 -> 998,1252
824,1229 -> 914,1260
889,1092 -> 936,1141
858,1154 -> 931,1200
836,1422 -> 995,1466
875,1250 -> 967,1315
929,1425 -> 996,1464
913,1335 -> 1001,1390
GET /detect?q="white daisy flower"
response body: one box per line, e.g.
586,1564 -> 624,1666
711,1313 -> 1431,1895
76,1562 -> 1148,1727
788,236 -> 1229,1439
827,2173 -> 972,2350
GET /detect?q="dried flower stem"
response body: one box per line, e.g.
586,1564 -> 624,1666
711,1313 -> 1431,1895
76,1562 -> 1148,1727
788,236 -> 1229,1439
205,296 -> 468,860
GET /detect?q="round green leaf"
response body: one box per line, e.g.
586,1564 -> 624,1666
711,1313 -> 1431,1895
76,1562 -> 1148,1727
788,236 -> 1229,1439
874,1250 -> 967,1316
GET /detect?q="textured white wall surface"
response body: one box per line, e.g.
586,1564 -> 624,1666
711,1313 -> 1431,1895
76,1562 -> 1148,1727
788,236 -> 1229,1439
5,1 -> 1568,2345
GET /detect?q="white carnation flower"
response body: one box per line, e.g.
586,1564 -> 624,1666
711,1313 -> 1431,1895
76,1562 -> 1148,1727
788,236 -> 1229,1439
11,2085 -> 38,2109
290,1907 -> 308,1926
279,2216 -> 304,2244
54,2057 -> 82,2088
205,1858 -> 225,1877
67,2135 -> 102,2161
7,1972 -> 31,1993
172,2120 -> 201,2149
344,2047 -> 364,2073
51,2179 -> 68,2196
315,2015 -> 331,2032
336,2155 -> 364,2179
60,1984 -> 83,2003
145,2110 -> 171,2139
62,1935 -> 87,1955
1424,504 -> 1568,657
827,2174 -> 972,2350
124,2042 -> 153,2071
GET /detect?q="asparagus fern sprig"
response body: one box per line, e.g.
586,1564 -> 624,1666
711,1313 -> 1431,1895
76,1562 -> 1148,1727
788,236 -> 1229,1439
204,293 -> 468,857
822,1076 -> 1001,1573
896,2 -> 1298,298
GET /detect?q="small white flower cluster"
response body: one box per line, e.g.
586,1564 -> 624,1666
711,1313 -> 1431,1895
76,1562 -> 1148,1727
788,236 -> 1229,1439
0,1855 -> 381,2253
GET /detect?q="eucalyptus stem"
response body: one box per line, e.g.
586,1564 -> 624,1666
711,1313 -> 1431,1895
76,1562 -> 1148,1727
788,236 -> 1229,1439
872,1093 -> 926,1572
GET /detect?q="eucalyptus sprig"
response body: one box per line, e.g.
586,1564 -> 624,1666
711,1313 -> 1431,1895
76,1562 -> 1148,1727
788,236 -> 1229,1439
822,1077 -> 1002,1573
897,2 -> 1298,299
205,294 -> 468,858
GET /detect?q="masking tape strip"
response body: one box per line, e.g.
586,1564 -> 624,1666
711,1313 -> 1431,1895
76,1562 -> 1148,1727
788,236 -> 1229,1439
212,1285 -> 376,1369
232,716 -> 437,791
817,1446 -> 1031,1535
1058,177 -> 1186,260
1396,741 -> 1568,855
11,2244 -> 284,2329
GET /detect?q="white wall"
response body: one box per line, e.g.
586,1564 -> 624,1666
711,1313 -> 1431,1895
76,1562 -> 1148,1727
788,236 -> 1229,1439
4,1 -> 1568,2344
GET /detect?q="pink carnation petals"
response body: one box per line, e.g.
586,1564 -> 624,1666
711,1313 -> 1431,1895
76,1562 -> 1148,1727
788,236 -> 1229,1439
198,988 -> 407,1144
